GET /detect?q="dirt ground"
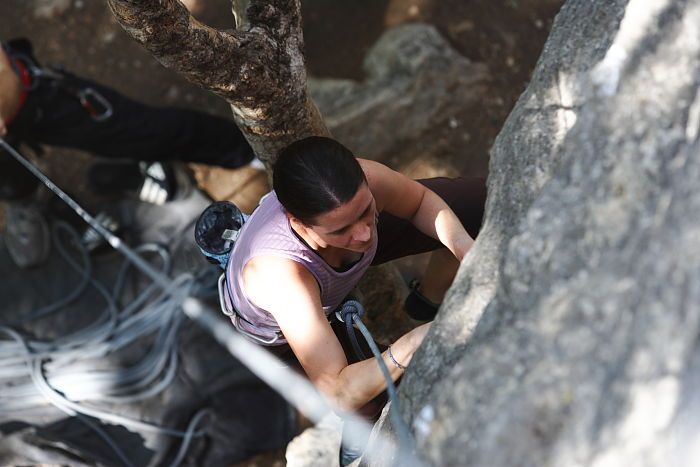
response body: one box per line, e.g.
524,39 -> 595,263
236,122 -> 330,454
0,0 -> 563,464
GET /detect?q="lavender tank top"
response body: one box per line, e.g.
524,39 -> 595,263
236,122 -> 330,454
225,192 -> 377,345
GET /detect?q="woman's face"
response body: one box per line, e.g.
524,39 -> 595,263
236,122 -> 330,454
307,183 -> 378,253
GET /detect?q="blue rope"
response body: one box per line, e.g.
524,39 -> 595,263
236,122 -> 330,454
340,300 -> 416,463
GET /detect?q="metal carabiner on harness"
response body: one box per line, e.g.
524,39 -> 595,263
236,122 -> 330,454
77,87 -> 113,122
217,273 -> 282,345
217,273 -> 235,317
7,49 -> 114,123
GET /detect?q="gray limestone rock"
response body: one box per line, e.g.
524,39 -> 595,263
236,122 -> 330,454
286,414 -> 342,467
308,24 -> 490,165
32,0 -> 72,19
377,0 -> 700,465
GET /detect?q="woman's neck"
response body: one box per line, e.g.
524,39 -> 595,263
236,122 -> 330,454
290,222 -> 361,269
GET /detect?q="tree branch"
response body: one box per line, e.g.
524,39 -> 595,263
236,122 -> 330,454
246,0 -> 302,42
107,0 -> 271,102
107,0 -> 326,163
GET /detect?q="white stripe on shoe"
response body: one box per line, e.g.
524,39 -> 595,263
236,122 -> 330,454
139,177 -> 169,205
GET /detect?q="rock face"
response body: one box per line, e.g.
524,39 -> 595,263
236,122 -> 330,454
388,0 -> 700,465
32,0 -> 72,19
308,23 -> 490,169
285,414 -> 342,467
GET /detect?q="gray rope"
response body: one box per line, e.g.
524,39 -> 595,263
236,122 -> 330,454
0,137 -> 426,466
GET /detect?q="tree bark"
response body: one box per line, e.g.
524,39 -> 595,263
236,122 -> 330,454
106,0 -> 329,165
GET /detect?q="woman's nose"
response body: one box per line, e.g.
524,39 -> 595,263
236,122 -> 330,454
353,223 -> 371,242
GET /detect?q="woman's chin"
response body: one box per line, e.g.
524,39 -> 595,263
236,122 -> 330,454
349,242 -> 371,253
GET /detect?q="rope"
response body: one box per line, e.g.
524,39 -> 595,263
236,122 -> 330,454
0,229 -> 202,466
338,300 -> 367,361
0,137 -> 426,467
340,300 -> 416,463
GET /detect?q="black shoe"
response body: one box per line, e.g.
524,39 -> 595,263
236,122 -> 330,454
404,279 -> 440,321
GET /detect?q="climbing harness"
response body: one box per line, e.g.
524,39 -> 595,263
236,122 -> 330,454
4,41 -> 114,122
194,201 -> 284,344
195,202 -> 370,350
217,272 -> 284,345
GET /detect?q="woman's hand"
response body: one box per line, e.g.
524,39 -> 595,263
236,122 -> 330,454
410,321 -> 432,348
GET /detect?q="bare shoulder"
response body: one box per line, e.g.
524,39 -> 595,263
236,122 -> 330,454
357,158 -> 390,187
0,48 -> 17,80
357,158 -> 397,210
357,158 -> 425,216
242,255 -> 321,317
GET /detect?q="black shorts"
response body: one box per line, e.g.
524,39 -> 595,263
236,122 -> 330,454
372,176 -> 487,265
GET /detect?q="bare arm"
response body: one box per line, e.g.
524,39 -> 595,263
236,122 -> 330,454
243,256 -> 430,410
360,159 -> 475,261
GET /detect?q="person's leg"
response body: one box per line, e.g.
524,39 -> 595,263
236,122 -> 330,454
13,71 -> 255,203
0,142 -> 39,200
20,71 -> 254,168
372,176 -> 487,320
372,176 -> 486,264
416,247 -> 460,303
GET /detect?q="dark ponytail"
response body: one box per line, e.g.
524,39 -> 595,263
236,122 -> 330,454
273,136 -> 366,225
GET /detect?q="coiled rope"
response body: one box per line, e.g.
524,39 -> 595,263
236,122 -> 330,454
0,137 -> 425,467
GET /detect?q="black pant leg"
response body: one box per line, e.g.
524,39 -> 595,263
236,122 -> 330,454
0,137 -> 39,200
12,73 -> 254,168
372,176 -> 487,265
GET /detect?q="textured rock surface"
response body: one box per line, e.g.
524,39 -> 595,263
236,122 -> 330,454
309,24 -> 490,168
285,414 -> 342,467
382,0 -> 700,465
32,0 -> 72,19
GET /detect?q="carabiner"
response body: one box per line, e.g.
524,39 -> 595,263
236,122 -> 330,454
78,87 -> 113,122
217,273 -> 282,345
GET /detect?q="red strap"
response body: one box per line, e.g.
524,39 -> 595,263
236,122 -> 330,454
5,57 -> 30,125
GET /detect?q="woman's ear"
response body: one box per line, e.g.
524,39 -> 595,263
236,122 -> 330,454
287,211 -> 316,229
287,212 -> 306,231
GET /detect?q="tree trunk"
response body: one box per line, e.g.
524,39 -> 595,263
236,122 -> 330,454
106,0 -> 329,165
